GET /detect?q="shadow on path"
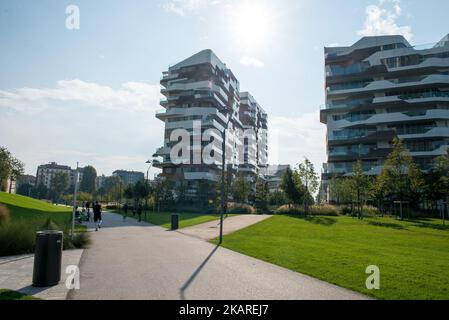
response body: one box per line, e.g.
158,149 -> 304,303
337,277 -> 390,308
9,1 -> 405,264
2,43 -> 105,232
179,245 -> 220,300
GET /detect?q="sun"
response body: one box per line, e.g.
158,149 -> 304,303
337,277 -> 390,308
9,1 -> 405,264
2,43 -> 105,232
228,1 -> 276,50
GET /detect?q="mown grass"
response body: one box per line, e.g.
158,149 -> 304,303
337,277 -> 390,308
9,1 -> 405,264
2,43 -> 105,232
111,209 -> 237,229
0,192 -> 87,257
0,289 -> 39,300
216,215 -> 449,300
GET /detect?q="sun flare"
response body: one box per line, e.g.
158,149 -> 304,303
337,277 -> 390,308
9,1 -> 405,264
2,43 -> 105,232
229,1 -> 276,50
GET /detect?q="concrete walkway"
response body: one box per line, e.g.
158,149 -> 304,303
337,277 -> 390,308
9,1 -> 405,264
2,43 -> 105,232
0,249 -> 83,300
69,213 -> 368,300
178,214 -> 272,240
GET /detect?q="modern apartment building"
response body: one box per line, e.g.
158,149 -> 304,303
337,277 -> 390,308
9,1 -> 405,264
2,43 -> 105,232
154,49 -> 268,198
36,162 -> 83,189
112,170 -> 145,186
239,92 -> 269,183
320,34 -> 449,200
260,165 -> 290,193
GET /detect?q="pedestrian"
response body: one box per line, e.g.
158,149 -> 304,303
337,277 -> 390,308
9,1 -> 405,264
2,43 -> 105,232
123,202 -> 129,221
137,203 -> 143,222
93,201 -> 103,231
86,201 -> 91,222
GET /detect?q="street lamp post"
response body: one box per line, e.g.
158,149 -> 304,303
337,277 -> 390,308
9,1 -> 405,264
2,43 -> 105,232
219,110 -> 235,245
145,160 -> 153,220
71,162 -> 80,240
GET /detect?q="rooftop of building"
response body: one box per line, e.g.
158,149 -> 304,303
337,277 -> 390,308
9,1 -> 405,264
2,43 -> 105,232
325,33 -> 449,56
168,49 -> 238,82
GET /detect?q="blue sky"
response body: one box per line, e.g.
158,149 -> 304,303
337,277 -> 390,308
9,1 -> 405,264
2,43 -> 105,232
0,0 -> 448,177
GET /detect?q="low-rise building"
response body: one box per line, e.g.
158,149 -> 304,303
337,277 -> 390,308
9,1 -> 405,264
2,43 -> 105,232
112,170 -> 145,186
260,165 -> 290,193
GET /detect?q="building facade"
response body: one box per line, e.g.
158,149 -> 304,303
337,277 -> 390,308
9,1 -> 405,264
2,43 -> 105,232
238,92 -> 269,184
320,34 -> 449,201
112,170 -> 144,186
260,165 -> 290,193
154,49 -> 268,198
36,162 -> 83,189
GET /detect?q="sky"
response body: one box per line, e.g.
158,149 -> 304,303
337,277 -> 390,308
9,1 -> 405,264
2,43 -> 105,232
0,0 -> 448,177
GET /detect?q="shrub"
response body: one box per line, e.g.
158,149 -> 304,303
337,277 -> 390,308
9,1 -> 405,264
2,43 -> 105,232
275,205 -> 305,216
363,205 -> 380,217
0,221 -> 36,256
228,203 -> 256,214
0,204 -> 10,226
71,232 -> 91,249
310,205 -> 341,216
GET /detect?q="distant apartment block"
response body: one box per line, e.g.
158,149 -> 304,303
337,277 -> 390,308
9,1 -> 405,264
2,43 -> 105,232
36,162 -> 83,189
95,174 -> 108,190
260,165 -> 290,193
154,49 -> 269,198
15,174 -> 36,192
112,170 -> 144,186
320,34 -> 449,200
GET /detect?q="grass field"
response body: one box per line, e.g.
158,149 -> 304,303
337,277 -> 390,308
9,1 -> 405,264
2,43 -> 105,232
112,209 -> 235,229
0,289 -> 39,300
217,215 -> 449,300
0,192 -> 87,256
0,192 -> 71,224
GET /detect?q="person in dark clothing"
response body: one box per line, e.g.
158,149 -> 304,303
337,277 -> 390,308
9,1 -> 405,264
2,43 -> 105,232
137,203 -> 143,222
93,201 -> 102,231
123,203 -> 129,221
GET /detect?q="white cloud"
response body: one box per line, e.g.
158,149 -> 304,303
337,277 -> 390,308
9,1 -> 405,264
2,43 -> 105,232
0,79 -> 161,112
161,0 -> 221,16
0,80 -> 164,177
269,111 -> 326,174
239,56 -> 265,68
358,0 -> 413,41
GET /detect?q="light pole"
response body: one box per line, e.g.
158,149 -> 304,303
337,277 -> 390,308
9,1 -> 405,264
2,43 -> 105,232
71,162 -> 80,240
145,160 -> 153,220
219,109 -> 236,245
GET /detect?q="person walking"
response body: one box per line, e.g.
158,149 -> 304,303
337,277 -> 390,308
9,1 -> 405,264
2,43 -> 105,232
93,201 -> 103,231
123,202 -> 129,222
137,203 -> 143,223
86,201 -> 92,222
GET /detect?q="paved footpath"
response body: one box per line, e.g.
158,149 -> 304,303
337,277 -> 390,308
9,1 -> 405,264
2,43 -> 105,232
178,214 -> 272,240
0,249 -> 83,300
69,212 -> 369,300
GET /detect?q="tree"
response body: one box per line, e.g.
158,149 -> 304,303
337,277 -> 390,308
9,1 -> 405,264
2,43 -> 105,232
350,160 -> 370,219
280,167 -> 305,209
231,175 -> 251,203
16,183 -> 33,197
175,182 -> 188,204
133,180 -> 149,205
0,147 -> 12,192
123,185 -> 134,201
104,176 -> 123,203
427,150 -> 449,212
198,180 -> 217,206
297,158 -> 319,213
269,190 -> 287,206
51,172 -> 69,203
255,177 -> 269,213
379,138 -> 424,219
80,166 -> 97,194
9,157 -> 24,193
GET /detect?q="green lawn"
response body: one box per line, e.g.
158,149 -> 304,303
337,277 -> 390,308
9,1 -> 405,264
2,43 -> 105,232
111,209 -> 236,229
0,289 -> 39,300
0,192 -> 87,256
216,215 -> 449,300
0,192 -> 71,225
